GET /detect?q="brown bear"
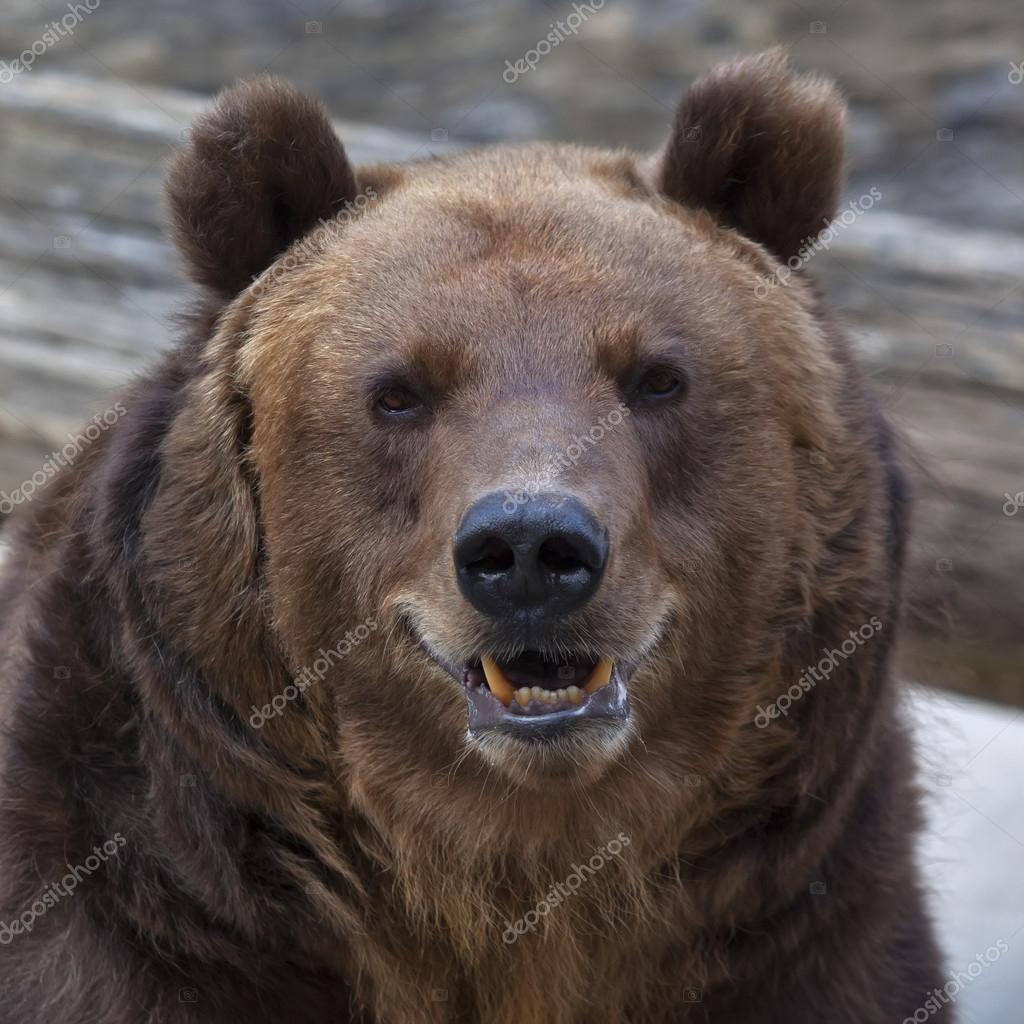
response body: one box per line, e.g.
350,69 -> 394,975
0,51 -> 950,1023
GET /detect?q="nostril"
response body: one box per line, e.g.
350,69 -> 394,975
465,537 -> 515,577
538,536 -> 591,576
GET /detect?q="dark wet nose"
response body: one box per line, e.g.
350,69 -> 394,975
453,491 -> 609,619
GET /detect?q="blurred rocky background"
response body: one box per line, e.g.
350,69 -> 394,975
0,0 -> 1021,706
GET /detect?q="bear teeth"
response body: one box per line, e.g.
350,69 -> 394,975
480,655 -> 612,710
480,655 -> 515,706
583,656 -> 613,694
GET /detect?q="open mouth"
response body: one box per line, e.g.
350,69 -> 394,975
459,650 -> 631,732
404,615 -> 636,737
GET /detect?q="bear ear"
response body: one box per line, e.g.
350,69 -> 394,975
654,50 -> 845,263
166,75 -> 359,297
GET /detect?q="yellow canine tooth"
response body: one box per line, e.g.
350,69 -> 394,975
582,656 -> 614,694
481,655 -> 515,707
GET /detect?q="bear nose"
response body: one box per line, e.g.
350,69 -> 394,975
453,491 -> 609,619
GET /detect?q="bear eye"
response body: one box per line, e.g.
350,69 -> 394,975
376,385 -> 423,416
636,367 -> 684,402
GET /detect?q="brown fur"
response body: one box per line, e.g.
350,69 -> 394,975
0,54 -> 949,1023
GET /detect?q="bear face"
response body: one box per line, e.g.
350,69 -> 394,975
155,52 -> 879,803
241,149 -> 852,783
